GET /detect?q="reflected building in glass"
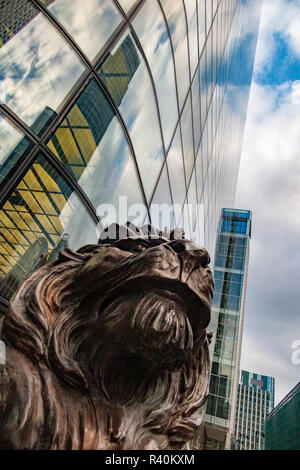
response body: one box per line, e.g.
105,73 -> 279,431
199,208 -> 252,450
0,0 -> 261,321
0,0 -> 54,46
234,370 -> 275,450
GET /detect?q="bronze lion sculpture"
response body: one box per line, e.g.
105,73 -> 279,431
0,223 -> 214,450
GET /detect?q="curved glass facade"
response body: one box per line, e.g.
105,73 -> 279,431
0,0 -> 261,308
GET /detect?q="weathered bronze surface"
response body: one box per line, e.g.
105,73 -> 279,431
0,224 -> 214,450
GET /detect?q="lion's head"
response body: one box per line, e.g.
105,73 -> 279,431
0,223 -> 214,450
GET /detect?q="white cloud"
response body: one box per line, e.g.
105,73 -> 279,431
0,12 -> 85,126
48,0 -> 123,61
255,0 -> 300,75
237,80 -> 300,402
240,335 -> 298,405
236,1 -> 300,404
0,115 -> 23,163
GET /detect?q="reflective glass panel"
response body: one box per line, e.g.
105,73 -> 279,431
0,0 -> 85,132
184,0 -> 198,78
181,93 -> 195,185
47,79 -> 146,222
212,14 -> 217,85
195,141 -> 203,201
179,198 -> 191,241
201,117 -> 209,178
117,0 -> 137,12
150,163 -> 174,230
194,204 -> 204,247
160,0 -> 190,109
0,154 -> 97,300
200,44 -> 207,123
187,169 -> 197,231
166,125 -> 186,213
212,0 -> 218,17
98,31 -> 164,202
192,66 -> 201,151
197,0 -> 206,55
132,0 -> 178,149
0,114 -> 34,186
0,115 -> 23,161
206,0 -> 213,30
206,29 -> 213,106
46,0 -> 123,61
0,0 -> 38,47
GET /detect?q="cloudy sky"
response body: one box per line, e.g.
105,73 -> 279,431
236,0 -> 300,405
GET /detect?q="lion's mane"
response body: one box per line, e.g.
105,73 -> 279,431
0,224 -> 213,450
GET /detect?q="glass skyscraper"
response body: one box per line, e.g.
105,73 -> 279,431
0,0 -> 261,313
265,382 -> 300,450
202,208 -> 252,449
235,370 -> 275,450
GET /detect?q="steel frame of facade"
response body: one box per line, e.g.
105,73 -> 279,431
0,0 -> 242,310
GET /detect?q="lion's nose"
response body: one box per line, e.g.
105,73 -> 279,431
170,240 -> 210,267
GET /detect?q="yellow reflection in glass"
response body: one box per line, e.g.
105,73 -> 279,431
0,157 -> 72,300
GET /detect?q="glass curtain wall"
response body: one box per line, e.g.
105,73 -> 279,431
204,208 -> 252,449
235,370 -> 275,450
0,0 -> 261,308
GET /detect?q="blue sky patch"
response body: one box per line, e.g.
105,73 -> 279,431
255,31 -> 300,85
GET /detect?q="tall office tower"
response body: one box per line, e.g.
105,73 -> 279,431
0,0 -> 261,314
234,370 -> 275,450
201,208 -> 252,450
265,382 -> 300,450
0,0 -> 54,46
